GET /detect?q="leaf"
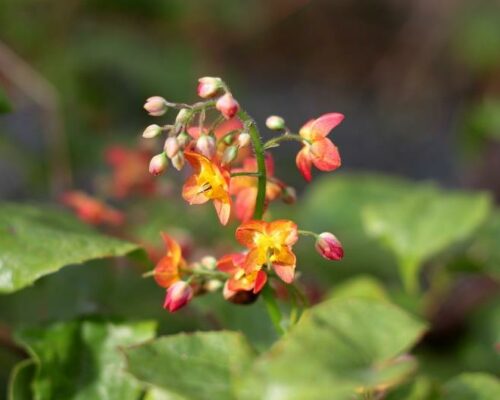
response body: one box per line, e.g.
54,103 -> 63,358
8,360 -> 36,400
0,203 -> 138,293
467,211 -> 500,278
328,275 -> 390,302
15,319 -> 156,400
125,331 -> 256,400
240,298 -> 427,400
385,376 -> 440,400
443,373 -> 500,400
362,187 -> 491,292
0,86 -> 12,114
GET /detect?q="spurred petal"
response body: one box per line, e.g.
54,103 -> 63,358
310,138 -> 341,172
235,220 -> 266,248
296,147 -> 313,181
298,119 -> 315,141
160,232 -> 182,266
214,197 -> 231,225
154,256 -> 180,288
309,113 -> 344,139
182,175 -> 209,205
273,265 -> 295,284
234,187 -> 257,222
217,253 -> 245,274
272,246 -> 296,267
268,220 -> 298,246
253,270 -> 267,293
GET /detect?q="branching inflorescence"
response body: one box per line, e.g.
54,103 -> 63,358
142,77 -> 345,330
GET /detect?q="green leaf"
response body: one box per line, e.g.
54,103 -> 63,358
468,211 -> 500,278
8,360 -> 36,400
15,319 -> 156,400
385,376 -> 440,400
328,275 -> 390,302
362,187 -> 491,292
0,203 -> 138,293
125,331 -> 256,400
240,298 -> 427,400
443,373 -> 500,400
0,86 -> 12,114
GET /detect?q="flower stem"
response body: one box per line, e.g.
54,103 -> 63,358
237,110 -> 267,219
264,133 -> 303,149
230,171 -> 261,178
261,284 -> 285,335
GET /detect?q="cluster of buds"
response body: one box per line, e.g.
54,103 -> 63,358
140,77 -> 344,314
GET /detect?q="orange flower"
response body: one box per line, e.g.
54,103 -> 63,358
182,151 -> 232,225
230,155 -> 283,222
217,253 -> 267,295
235,219 -> 298,284
154,233 -> 185,288
296,113 -> 344,181
61,191 -> 124,226
105,145 -> 156,198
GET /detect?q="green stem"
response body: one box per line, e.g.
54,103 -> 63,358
230,171 -> 261,178
298,229 -> 318,239
237,110 -> 267,219
264,133 -> 304,149
261,284 -> 285,335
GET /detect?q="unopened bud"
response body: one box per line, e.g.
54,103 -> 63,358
175,108 -> 190,125
266,115 -> 285,130
197,77 -> 222,98
315,232 -> 344,261
222,145 -> 238,165
144,96 -> 168,116
238,133 -> 251,147
216,93 -> 239,119
205,279 -> 223,292
195,135 -> 216,159
200,256 -> 217,270
177,132 -> 191,147
149,153 -> 168,176
142,124 -> 162,139
163,281 -> 193,312
282,186 -> 297,204
164,136 -> 180,158
171,152 -> 185,171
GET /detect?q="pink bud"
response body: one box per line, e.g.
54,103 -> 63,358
171,152 -> 185,171
315,232 -> 344,261
175,108 -> 190,124
144,96 -> 168,116
142,124 -> 162,139
149,153 -> 168,176
237,133 -> 251,147
195,135 -> 216,159
164,137 -> 180,158
197,77 -> 222,98
216,93 -> 239,119
163,281 -> 193,312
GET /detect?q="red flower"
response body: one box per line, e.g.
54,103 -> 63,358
61,191 -> 124,226
296,113 -> 344,181
217,253 -> 267,297
153,233 -> 185,289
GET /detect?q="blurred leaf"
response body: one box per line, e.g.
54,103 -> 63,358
327,275 -> 390,302
467,211 -> 500,278
385,375 -> 440,400
362,187 -> 491,292
15,319 -> 156,400
143,387 -> 188,400
0,87 -> 12,114
0,203 -> 138,293
8,360 -> 35,400
443,373 -> 500,400
240,298 -> 427,400
125,331 -> 256,400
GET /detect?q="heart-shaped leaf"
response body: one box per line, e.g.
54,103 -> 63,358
443,373 -> 500,400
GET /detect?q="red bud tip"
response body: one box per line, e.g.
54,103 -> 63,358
163,281 -> 193,312
216,93 -> 239,119
149,153 -> 168,176
315,232 -> 344,261
197,77 -> 222,99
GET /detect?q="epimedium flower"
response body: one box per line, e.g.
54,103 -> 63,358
230,155 -> 283,222
61,191 -> 124,226
182,151 -> 232,225
236,219 -> 298,284
153,232 -> 185,288
296,112 -> 344,181
217,253 -> 267,296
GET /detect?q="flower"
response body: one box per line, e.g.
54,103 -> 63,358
144,96 -> 167,116
217,253 -> 267,295
61,191 -> 124,226
105,145 -> 157,198
216,93 -> 239,119
154,232 -> 185,288
236,219 -> 298,283
149,153 -> 168,176
315,232 -> 344,261
197,77 -> 222,98
182,151 -> 232,225
163,281 -> 193,312
296,113 -> 344,181
230,155 -> 283,222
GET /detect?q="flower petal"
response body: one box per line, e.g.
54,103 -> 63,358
182,175 -> 209,205
154,256 -> 179,288
311,138 -> 341,171
160,232 -> 182,266
214,197 -> 231,225
296,146 -> 313,181
235,187 -> 257,222
310,113 -> 344,139
272,246 -> 296,267
273,264 -> 295,284
235,220 -> 266,247
217,253 -> 244,274
253,270 -> 267,293
268,220 -> 298,246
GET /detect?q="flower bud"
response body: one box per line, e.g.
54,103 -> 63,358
175,108 -> 190,125
195,135 -> 216,159
197,77 -> 222,98
142,124 -> 163,139
222,145 -> 238,165
204,279 -> 222,292
266,115 -> 285,130
216,93 -> 239,119
171,152 -> 185,171
177,132 -> 191,147
281,186 -> 297,204
200,256 -> 217,270
163,281 -> 193,312
237,133 -> 251,147
315,232 -> 344,261
164,136 -> 180,158
149,153 -> 168,176
144,96 -> 167,116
